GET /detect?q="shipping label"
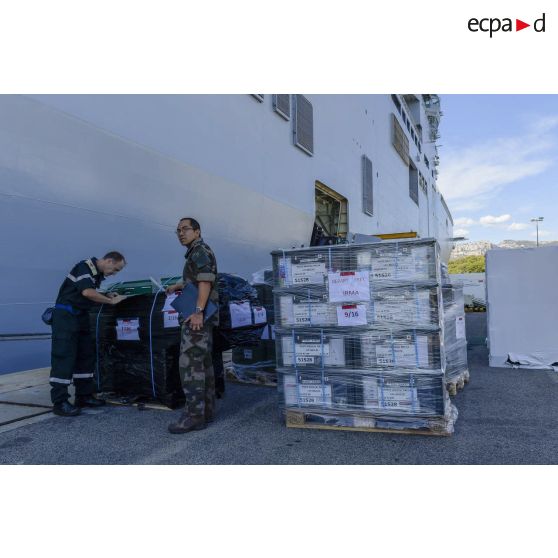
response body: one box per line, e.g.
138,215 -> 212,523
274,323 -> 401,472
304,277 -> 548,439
293,302 -> 335,325
328,271 -> 370,302
230,301 -> 252,328
162,292 -> 179,312
163,310 -> 179,328
373,290 -> 431,325
336,304 -> 368,326
294,336 -> 330,357
116,318 -> 140,341
362,377 -> 419,411
361,334 -> 429,367
370,247 -> 431,281
297,382 -> 332,406
290,255 -> 327,285
253,306 -> 267,325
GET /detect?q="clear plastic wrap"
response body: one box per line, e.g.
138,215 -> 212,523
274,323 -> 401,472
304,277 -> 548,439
229,271 -> 278,385
272,240 -> 440,289
251,268 -> 274,286
279,369 -> 456,434
271,239 -> 457,435
212,273 -> 268,352
442,282 -> 469,385
275,285 -> 441,330
276,328 -> 443,370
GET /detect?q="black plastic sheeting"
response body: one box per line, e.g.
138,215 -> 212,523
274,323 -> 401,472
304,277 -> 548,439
213,273 -> 267,352
91,273 -> 267,407
91,292 -> 185,408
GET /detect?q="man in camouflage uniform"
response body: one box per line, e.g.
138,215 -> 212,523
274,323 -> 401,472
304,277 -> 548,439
166,217 -> 219,434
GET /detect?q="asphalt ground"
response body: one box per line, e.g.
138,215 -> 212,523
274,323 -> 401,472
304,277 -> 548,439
1,312 -> 557,464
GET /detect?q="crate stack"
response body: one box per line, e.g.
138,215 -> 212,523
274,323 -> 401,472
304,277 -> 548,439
228,270 -> 277,386
441,269 -> 469,395
271,238 -> 458,435
90,279 -> 185,408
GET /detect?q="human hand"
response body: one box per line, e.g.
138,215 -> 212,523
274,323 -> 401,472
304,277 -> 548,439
186,312 -> 204,331
166,284 -> 180,295
110,294 -> 127,305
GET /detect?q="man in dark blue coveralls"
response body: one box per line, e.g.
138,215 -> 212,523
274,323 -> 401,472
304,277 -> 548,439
50,251 -> 127,417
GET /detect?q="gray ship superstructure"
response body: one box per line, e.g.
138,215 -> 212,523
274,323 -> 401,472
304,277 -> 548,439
0,94 -> 453,373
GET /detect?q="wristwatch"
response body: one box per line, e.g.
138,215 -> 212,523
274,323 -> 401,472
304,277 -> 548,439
195,306 -> 204,314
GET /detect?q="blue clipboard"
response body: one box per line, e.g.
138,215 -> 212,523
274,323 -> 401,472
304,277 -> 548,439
170,283 -> 218,320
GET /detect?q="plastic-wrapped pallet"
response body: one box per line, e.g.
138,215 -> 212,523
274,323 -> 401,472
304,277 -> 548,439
229,269 -> 278,386
90,287 -> 185,408
441,277 -> 469,394
272,239 -> 458,435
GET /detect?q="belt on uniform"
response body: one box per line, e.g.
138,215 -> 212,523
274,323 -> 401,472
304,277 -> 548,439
55,303 -> 83,315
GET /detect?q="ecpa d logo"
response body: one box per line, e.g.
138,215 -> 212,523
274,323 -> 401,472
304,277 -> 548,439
468,13 -> 546,37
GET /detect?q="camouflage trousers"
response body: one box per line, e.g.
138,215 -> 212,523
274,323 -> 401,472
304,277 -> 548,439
179,324 -> 215,419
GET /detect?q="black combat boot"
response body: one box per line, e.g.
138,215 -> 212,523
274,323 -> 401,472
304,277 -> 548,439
52,400 -> 81,417
168,412 -> 206,434
75,395 -> 106,408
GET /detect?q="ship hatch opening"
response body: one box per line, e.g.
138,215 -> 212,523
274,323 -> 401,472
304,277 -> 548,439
311,181 -> 348,246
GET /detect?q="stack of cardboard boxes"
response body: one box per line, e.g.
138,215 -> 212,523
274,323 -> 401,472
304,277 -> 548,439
272,239 -> 458,435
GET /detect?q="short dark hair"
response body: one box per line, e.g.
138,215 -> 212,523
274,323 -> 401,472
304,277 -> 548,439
103,251 -> 126,264
179,217 -> 201,232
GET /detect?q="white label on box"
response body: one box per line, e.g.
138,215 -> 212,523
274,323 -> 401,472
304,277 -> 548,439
362,378 -> 419,411
291,261 -> 326,285
456,316 -> 466,339
370,247 -> 430,281
370,257 -> 396,280
116,318 -> 140,341
163,310 -> 179,328
295,342 -> 330,357
375,344 -> 417,367
296,355 -> 315,365
361,334 -> 429,367
298,383 -> 332,406
253,306 -> 267,325
243,349 -> 253,359
162,292 -> 179,312
230,301 -> 252,328
381,383 -> 418,410
328,271 -> 370,302
293,303 -> 334,325
374,290 -> 431,324
336,304 -> 368,326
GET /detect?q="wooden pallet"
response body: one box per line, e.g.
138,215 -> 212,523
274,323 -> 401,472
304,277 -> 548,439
285,410 -> 452,436
446,369 -> 470,396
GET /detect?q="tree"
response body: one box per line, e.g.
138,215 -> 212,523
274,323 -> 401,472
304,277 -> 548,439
448,255 -> 485,274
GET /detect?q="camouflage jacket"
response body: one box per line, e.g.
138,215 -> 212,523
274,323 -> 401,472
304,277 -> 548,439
183,237 -> 219,326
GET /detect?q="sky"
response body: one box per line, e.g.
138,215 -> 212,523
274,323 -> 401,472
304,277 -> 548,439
437,95 -> 558,243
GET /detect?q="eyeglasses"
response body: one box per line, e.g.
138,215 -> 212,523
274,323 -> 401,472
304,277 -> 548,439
176,227 -> 194,235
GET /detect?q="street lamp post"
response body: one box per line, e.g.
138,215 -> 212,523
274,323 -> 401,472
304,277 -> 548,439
531,217 -> 544,247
